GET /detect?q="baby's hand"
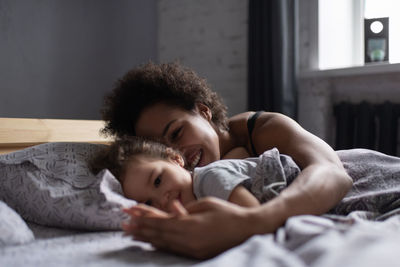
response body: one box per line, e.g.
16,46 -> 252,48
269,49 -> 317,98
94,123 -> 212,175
121,204 -> 167,235
121,201 -> 188,235
123,204 -> 169,218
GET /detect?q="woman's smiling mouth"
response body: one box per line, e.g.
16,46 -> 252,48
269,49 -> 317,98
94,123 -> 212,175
186,149 -> 202,169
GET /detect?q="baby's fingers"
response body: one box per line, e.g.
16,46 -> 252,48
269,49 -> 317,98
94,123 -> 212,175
121,217 -> 140,235
169,200 -> 188,216
123,204 -> 169,218
123,207 -> 143,217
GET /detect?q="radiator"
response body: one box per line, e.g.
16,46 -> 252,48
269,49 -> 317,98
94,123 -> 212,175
333,101 -> 400,156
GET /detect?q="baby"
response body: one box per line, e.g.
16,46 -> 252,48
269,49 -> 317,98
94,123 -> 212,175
90,136 -> 299,211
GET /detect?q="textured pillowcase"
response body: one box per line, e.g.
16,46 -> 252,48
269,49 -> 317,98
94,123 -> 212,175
0,142 -> 136,231
0,201 -> 34,247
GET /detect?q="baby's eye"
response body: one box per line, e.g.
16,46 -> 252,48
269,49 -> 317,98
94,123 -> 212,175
154,176 -> 161,188
144,200 -> 152,206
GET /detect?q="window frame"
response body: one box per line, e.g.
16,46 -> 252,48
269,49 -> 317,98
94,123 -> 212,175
298,0 -> 400,78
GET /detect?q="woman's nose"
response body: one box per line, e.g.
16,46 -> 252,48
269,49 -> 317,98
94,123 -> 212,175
165,136 -> 185,151
170,142 -> 184,153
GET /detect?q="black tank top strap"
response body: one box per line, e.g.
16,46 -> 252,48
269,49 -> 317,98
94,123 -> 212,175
247,111 -> 263,156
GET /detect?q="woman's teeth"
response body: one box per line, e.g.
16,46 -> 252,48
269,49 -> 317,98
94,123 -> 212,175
190,151 -> 202,169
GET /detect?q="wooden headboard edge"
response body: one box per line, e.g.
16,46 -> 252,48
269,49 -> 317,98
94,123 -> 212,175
0,118 -> 113,154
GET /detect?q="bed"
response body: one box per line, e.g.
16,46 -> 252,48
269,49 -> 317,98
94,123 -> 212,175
1,117 -> 400,267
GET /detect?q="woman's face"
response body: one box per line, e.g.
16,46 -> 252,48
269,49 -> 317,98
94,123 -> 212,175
135,102 -> 221,169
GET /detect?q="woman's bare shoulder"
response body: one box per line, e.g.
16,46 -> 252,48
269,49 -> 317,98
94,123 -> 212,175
228,111 -> 302,154
227,112 -> 253,144
228,111 -> 280,131
228,111 -> 253,124
227,111 -> 277,147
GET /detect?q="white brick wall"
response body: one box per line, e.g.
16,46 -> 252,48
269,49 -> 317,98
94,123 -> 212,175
157,0 -> 248,116
298,77 -> 333,143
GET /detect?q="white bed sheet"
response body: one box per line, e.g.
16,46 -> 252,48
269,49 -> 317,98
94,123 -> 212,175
2,211 -> 400,267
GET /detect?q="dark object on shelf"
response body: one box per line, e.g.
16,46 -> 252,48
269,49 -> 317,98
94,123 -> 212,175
364,17 -> 389,63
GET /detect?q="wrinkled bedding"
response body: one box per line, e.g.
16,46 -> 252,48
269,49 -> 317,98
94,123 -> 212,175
1,211 -> 400,267
203,211 -> 400,267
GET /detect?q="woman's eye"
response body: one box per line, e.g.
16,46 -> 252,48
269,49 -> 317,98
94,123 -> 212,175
154,176 -> 161,188
170,127 -> 182,142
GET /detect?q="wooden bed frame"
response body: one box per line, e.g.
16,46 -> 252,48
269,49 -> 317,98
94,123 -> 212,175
0,118 -> 112,154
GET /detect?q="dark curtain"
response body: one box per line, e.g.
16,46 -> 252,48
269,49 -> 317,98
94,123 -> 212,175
248,0 -> 298,119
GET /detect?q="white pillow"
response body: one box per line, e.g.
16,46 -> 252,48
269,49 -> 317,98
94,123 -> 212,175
0,142 -> 136,231
0,201 -> 34,247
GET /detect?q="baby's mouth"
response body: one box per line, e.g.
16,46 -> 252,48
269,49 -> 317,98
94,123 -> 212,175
177,193 -> 183,204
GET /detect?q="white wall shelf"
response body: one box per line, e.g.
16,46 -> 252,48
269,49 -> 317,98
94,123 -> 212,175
300,63 -> 400,79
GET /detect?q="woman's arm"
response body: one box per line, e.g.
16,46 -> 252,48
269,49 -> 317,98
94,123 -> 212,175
246,112 -> 352,228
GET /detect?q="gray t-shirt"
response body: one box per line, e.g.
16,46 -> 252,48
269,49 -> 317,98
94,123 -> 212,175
192,148 -> 300,203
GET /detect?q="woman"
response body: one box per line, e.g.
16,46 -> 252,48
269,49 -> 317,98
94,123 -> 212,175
101,62 -> 352,259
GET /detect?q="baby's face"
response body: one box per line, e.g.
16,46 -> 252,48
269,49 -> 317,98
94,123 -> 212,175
122,155 -> 196,211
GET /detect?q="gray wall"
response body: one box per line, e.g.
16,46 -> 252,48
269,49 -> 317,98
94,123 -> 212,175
158,0 -> 248,116
0,0 -> 157,119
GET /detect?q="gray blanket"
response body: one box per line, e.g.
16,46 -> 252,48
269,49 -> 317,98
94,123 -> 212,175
333,149 -> 400,217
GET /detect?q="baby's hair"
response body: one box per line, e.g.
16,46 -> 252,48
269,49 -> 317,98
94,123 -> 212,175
90,136 -> 181,181
101,61 -> 228,138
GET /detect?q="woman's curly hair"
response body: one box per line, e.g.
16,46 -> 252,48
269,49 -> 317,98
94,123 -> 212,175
101,62 -> 228,138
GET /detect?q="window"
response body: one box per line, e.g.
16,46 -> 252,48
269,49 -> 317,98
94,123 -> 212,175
318,0 -> 400,70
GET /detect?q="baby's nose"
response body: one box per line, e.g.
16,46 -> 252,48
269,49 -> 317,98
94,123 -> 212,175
158,191 -> 171,211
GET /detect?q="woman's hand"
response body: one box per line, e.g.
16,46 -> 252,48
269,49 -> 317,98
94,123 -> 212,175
125,197 -> 263,259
